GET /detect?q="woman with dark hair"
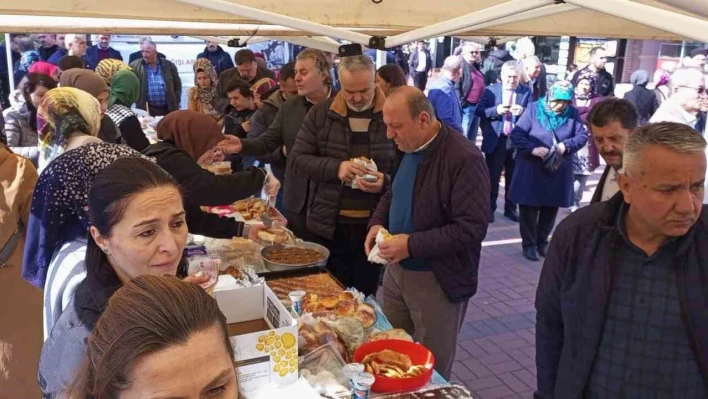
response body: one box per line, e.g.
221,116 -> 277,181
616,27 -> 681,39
64,275 -> 237,399
142,110 -> 279,207
37,157 -> 211,397
376,64 -> 407,96
4,73 -> 57,165
104,70 -> 150,151
509,81 -> 588,261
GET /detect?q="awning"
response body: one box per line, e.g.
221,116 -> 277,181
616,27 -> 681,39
0,0 -> 705,47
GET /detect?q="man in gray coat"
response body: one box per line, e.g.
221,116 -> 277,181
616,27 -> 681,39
130,41 -> 181,116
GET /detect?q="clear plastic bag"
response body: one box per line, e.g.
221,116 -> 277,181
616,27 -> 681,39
299,344 -> 352,399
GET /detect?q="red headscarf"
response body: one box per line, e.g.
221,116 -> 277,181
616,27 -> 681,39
29,61 -> 59,78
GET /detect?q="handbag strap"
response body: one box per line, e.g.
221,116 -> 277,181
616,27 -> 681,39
0,223 -> 23,267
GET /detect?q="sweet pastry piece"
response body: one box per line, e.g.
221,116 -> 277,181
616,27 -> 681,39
338,291 -> 356,302
361,349 -> 427,379
263,247 -> 325,265
302,292 -> 319,309
266,273 -> 344,302
219,266 -> 242,280
335,300 -> 357,317
368,328 -> 413,342
354,309 -> 376,329
257,229 -> 287,245
304,302 -> 327,313
319,295 -> 339,309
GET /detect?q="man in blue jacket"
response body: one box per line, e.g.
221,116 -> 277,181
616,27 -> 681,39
197,41 -> 234,77
84,35 -> 123,70
536,122 -> 708,398
477,61 -> 531,222
427,56 -> 463,133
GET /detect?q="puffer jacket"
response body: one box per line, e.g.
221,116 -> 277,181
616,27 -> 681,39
196,46 -> 235,76
4,104 -> 39,165
288,86 -> 397,240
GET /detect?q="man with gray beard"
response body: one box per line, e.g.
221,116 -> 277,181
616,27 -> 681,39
289,54 -> 396,296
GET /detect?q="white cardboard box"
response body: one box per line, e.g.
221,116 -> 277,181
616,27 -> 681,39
215,284 -> 298,395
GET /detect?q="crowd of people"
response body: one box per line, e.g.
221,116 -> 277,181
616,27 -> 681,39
0,31 -> 707,399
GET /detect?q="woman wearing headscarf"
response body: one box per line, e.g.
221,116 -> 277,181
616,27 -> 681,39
105,70 -> 150,151
570,76 -> 603,212
509,81 -> 588,261
4,73 -> 57,165
37,87 -> 102,172
0,143 -> 41,398
94,58 -> 132,86
624,69 -> 659,126
14,48 -> 40,86
142,110 -> 279,207
28,61 -> 59,81
188,58 -> 222,123
59,68 -> 120,144
573,69 -> 601,170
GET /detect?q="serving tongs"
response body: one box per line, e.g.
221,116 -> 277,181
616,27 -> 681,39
261,196 -> 300,246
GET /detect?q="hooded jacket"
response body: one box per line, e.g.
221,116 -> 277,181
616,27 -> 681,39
197,45 -> 235,76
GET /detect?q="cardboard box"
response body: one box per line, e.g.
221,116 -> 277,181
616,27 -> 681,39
215,284 -> 298,395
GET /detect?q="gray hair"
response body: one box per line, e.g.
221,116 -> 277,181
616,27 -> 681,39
442,55 -> 463,73
522,56 -> 541,67
141,40 -> 157,50
462,42 -> 481,53
337,54 -> 375,75
501,60 -> 519,74
296,48 -> 332,85
64,34 -> 85,47
623,122 -> 707,176
669,67 -> 704,92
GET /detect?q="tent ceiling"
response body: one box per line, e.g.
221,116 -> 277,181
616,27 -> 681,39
0,0 -> 705,42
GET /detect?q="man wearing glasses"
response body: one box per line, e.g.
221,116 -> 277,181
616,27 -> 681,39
650,66 -> 706,133
455,42 -> 487,142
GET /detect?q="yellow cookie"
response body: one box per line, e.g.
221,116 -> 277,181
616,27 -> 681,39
278,349 -> 285,356
270,351 -> 276,357
280,360 -> 288,368
279,368 -> 288,377
290,358 -> 297,366
256,343 -> 264,351
268,331 -> 275,337
275,335 -> 281,341
285,351 -> 292,360
274,355 -> 281,363
265,337 -> 275,346
275,341 -> 282,349
281,332 -> 296,349
289,365 -> 297,373
258,335 -> 266,342
275,364 -> 281,372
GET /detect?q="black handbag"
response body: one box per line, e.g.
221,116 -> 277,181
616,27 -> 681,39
542,130 -> 564,173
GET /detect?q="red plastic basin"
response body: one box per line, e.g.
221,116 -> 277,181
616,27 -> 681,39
353,339 -> 435,393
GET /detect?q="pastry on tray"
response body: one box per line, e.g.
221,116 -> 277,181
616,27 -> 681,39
266,273 -> 344,302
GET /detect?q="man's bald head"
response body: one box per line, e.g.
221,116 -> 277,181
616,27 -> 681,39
384,87 -> 439,153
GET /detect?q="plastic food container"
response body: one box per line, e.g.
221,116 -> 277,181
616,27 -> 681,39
352,339 -> 435,393
299,344 -> 352,399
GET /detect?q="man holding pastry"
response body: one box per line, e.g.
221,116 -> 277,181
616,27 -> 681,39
289,54 -> 396,296
365,86 -> 490,379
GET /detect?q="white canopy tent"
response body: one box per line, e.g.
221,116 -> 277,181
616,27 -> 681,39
2,0 -> 706,92
0,0 -> 705,44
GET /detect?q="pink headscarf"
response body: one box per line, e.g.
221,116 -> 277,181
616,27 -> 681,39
29,61 -> 59,78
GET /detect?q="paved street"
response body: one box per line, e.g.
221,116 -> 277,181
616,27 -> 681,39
450,167 -> 604,398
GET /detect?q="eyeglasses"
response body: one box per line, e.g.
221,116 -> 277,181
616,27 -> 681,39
679,86 -> 707,95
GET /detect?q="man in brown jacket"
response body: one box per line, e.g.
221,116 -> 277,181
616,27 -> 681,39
365,87 -> 490,380
0,144 -> 41,398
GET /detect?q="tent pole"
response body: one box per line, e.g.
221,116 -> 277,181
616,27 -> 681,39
564,0 -> 708,43
376,50 -> 386,69
445,3 -> 578,37
385,0 -> 553,48
5,33 -> 13,94
175,0 -> 372,46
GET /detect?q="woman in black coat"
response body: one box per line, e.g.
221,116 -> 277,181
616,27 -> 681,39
623,70 -> 659,126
